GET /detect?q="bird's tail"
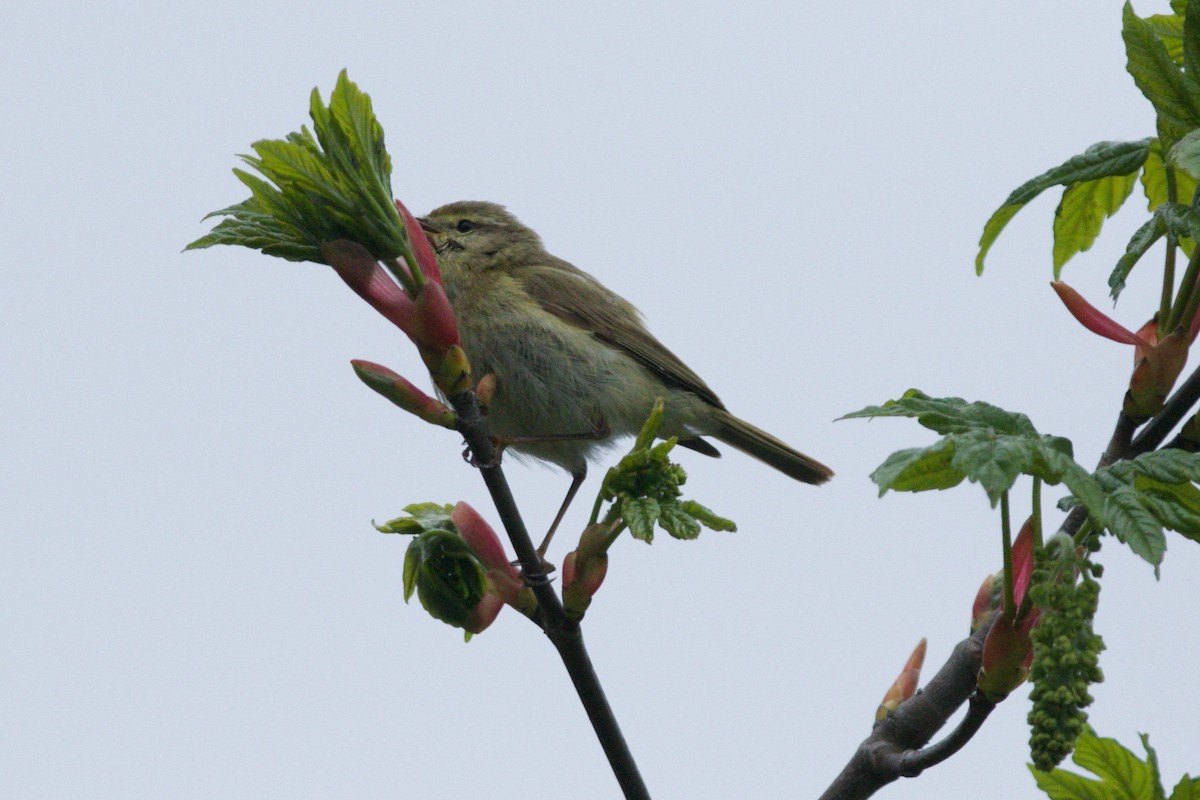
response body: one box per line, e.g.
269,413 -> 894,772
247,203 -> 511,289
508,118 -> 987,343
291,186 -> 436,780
710,409 -> 833,485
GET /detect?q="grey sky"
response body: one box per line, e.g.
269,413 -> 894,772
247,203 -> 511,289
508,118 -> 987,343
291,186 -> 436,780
4,1 -> 1197,798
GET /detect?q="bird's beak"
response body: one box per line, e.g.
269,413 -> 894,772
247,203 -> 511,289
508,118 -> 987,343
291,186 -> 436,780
416,217 -> 443,250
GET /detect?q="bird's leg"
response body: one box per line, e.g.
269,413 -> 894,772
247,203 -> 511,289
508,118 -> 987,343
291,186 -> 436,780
537,466 -> 587,558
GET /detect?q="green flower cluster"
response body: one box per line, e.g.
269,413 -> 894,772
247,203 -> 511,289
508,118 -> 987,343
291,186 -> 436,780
1026,547 -> 1105,772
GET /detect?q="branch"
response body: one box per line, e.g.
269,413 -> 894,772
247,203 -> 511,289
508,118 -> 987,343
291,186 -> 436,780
1132,362 -> 1200,453
447,389 -> 652,800
818,620 -> 993,800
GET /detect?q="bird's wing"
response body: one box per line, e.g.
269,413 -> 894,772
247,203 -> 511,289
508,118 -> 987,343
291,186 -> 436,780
513,258 -> 725,409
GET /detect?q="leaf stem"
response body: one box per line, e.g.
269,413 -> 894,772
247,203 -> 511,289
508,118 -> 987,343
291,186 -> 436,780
1167,240 -> 1200,332
1000,491 -> 1014,613
1161,167 -> 1179,332
1031,477 -> 1043,550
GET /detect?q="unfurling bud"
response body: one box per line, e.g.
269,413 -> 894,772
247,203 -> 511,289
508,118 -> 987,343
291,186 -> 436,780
396,199 -> 443,286
977,518 -> 1039,701
1125,330 -> 1188,419
971,573 -> 1002,632
876,638 -> 927,720
402,529 -> 488,629
351,360 -> 456,428
562,523 -> 615,620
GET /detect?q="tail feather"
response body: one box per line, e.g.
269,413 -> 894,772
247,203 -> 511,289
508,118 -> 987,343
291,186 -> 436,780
710,409 -> 833,485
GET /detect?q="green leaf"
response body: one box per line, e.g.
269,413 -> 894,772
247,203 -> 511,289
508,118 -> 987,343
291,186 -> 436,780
634,398 -> 665,450
976,139 -> 1152,274
1108,203 -> 1195,299
1183,0 -> 1200,94
188,70 -> 411,265
375,502 -> 456,534
622,497 -> 660,542
1072,731 -> 1160,800
870,440 -> 965,495
1053,173 -> 1139,277
404,529 -> 486,628
1124,3 -> 1200,152
1031,730 -> 1167,800
1101,480 -> 1168,567
1146,14 -> 1186,65
680,500 -> 738,532
1031,765 -> 1115,800
1139,733 -> 1167,800
659,502 -> 702,540
1172,0 -> 1187,16
1170,776 -> 1200,800
1169,128 -> 1200,178
842,389 -> 1038,437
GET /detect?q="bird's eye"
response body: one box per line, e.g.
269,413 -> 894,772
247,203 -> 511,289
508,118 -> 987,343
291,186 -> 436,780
455,219 -> 475,233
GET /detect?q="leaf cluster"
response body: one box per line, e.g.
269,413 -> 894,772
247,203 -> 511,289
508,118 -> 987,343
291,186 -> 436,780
843,390 -> 1104,515
377,503 -> 488,629
186,70 -> 410,264
1032,728 -> 1199,800
976,0 -> 1200,304
593,400 -> 735,542
1064,449 -> 1200,568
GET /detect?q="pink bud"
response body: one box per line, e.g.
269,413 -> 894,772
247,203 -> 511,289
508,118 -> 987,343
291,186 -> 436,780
350,360 -> 456,428
1010,518 -> 1035,611
463,591 -> 505,635
322,240 -> 417,337
412,280 -> 461,353
876,638 -> 927,720
971,573 -> 1002,632
451,502 -> 518,578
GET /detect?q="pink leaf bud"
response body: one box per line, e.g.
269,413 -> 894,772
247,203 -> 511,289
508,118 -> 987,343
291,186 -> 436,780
322,240 -> 417,337
396,199 -> 443,285
1051,282 -> 1150,347
876,638 -> 927,721
350,360 -> 456,428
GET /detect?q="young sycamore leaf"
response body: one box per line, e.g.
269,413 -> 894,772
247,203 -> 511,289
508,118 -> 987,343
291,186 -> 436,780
186,70 -> 413,266
376,502 -> 456,535
1123,3 -> 1200,153
402,529 -> 487,629
845,391 -> 1106,515
1030,729 -> 1167,800
976,139 -> 1151,274
1052,172 -> 1139,277
1109,203 -> 1200,299
594,399 -> 736,543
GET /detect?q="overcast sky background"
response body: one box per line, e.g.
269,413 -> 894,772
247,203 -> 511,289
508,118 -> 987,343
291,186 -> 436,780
4,1 -> 1198,798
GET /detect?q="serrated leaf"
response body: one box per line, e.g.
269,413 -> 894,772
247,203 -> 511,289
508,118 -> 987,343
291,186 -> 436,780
1031,764 -> 1115,800
1053,173 -> 1140,277
1104,484 -> 1168,566
1170,776 -> 1200,800
376,502 -> 456,534
1139,733 -> 1167,800
1124,3 -> 1200,151
977,139 -> 1152,274
622,496 -> 660,542
659,502 -> 701,540
1110,214 -> 1167,299
1129,449 -> 1200,483
951,430 -> 1036,504
680,500 -> 737,532
842,390 -> 1038,437
1169,128 -> 1200,178
188,70 -> 411,265
1146,14 -> 1186,65
1038,445 -> 1109,523
870,440 -> 965,495
1072,731 -> 1160,800
405,530 -> 486,628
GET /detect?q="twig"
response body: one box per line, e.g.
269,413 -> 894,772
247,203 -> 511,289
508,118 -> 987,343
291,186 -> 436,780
448,389 -> 652,800
818,621 -> 993,800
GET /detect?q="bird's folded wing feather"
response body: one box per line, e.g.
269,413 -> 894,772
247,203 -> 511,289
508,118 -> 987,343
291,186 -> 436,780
514,259 -> 725,409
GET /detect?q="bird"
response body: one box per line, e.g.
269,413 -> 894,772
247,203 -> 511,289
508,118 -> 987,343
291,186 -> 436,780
417,201 -> 832,553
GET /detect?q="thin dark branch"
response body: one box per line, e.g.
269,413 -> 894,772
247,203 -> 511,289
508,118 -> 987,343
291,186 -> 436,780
1132,363 -> 1200,454
448,390 -> 652,800
887,692 -> 996,776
